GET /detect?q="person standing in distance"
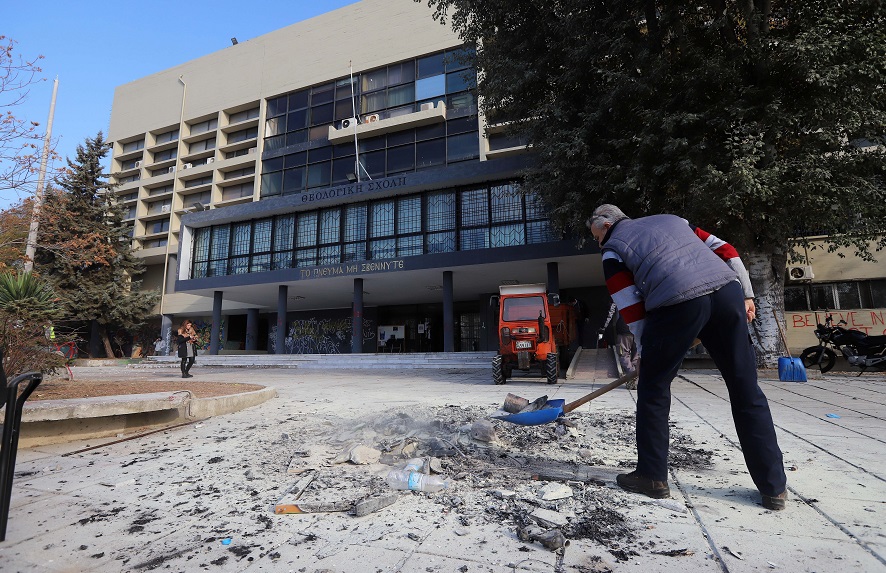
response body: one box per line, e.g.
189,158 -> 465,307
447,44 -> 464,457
176,319 -> 197,379
588,204 -> 787,511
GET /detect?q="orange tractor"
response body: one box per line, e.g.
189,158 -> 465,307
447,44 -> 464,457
491,284 -> 576,385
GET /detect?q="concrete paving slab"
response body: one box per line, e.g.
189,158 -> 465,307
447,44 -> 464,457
1,365 -> 884,573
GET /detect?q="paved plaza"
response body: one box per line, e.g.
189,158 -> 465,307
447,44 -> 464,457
1,365 -> 884,572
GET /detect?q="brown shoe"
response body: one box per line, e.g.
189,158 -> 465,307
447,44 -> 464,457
616,470 -> 670,499
762,491 -> 787,511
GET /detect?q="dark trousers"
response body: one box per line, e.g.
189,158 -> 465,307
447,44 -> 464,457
636,280 -> 787,496
180,357 -> 195,376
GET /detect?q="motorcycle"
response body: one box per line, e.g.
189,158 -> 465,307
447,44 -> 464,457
800,314 -> 886,374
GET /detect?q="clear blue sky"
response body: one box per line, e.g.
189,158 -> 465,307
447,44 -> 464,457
3,0 -> 359,209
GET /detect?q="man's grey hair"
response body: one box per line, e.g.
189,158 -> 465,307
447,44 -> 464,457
587,204 -> 629,231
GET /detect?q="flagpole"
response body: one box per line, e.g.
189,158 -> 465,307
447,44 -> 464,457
24,76 -> 59,272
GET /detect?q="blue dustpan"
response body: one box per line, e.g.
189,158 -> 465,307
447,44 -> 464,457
778,357 -> 807,382
493,399 -> 565,426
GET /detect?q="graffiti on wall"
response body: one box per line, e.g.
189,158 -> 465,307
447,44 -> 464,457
789,309 -> 886,335
787,308 -> 886,348
269,317 -> 376,354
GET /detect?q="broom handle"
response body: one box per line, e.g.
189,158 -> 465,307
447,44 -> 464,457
563,370 -> 638,413
563,338 -> 701,414
771,308 -> 793,359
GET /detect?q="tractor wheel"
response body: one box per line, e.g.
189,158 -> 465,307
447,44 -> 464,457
800,347 -> 837,374
545,353 -> 559,385
492,355 -> 506,385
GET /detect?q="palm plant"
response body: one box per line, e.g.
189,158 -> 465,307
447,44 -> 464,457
0,272 -> 65,377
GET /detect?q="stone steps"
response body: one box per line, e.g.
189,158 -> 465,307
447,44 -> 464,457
136,351 -> 497,370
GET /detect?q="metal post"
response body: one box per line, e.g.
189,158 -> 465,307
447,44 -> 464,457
352,278 -> 364,354
443,271 -> 454,353
0,349 -> 43,541
210,291 -> 222,355
276,285 -> 287,354
23,77 -> 59,272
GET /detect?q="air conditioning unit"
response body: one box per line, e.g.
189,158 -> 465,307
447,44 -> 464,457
247,147 -> 257,154
183,163 -> 193,169
167,166 -> 176,174
364,113 -> 380,123
788,265 -> 814,281
420,102 -> 434,111
160,205 -> 171,213
206,157 -> 215,164
134,160 -> 142,168
341,117 -> 358,129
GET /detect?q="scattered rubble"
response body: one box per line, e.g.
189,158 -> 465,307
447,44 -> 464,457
91,402 -> 713,568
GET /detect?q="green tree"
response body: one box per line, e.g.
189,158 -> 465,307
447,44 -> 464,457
421,0 -> 886,364
36,132 -> 159,358
0,271 -> 65,377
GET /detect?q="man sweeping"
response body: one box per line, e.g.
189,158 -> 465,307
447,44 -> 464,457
587,204 -> 787,511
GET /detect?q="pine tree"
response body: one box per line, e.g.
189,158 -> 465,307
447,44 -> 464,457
420,0 -> 886,365
36,132 -> 159,357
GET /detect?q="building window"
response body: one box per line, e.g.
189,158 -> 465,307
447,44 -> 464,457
221,182 -> 254,202
147,198 -> 172,215
184,175 -> 213,188
154,148 -> 177,162
229,107 -> 260,124
122,139 -> 145,153
785,280 -> 886,311
224,166 -> 256,180
143,238 -> 168,248
189,181 -> 554,279
226,147 -> 257,159
150,219 -> 170,234
228,127 -> 258,144
155,129 -> 179,144
189,138 -> 216,154
190,118 -> 218,135
273,215 -> 295,270
149,184 -> 174,196
118,174 -> 140,184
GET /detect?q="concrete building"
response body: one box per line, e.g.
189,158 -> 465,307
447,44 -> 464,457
108,0 -> 886,358
107,0 -> 605,355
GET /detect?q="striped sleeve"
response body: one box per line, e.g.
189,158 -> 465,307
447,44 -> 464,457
690,224 -> 755,299
602,249 -> 645,345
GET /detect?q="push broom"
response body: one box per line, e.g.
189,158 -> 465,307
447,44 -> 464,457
773,309 -> 807,382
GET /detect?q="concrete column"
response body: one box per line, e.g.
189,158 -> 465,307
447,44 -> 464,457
161,314 -> 173,356
352,278 -> 364,354
276,285 -> 288,354
443,271 -> 454,353
245,308 -> 259,351
547,262 -> 560,295
210,291 -> 223,355
165,254 -> 178,294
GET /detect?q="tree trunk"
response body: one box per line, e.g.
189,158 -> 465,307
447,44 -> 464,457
745,249 -> 787,368
100,325 -> 115,359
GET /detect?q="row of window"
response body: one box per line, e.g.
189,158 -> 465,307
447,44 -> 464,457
263,49 -> 476,155
190,183 -> 554,279
261,120 -> 479,197
785,280 -> 886,311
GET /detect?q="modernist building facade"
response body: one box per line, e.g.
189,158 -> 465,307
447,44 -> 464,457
107,0 -> 609,355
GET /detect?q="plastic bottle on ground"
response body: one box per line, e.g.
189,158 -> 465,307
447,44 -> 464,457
386,459 -> 449,493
